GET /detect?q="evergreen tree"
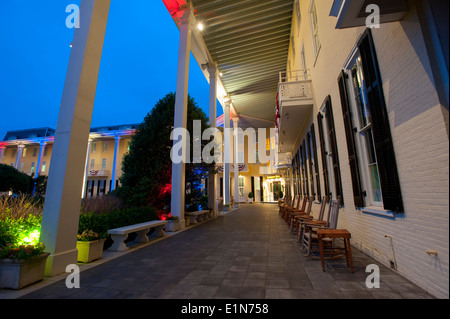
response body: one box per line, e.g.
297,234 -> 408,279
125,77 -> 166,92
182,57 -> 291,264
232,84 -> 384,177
0,164 -> 34,194
117,92 -> 213,214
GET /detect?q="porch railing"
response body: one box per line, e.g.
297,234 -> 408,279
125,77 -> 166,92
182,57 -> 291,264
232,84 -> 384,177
278,70 -> 313,101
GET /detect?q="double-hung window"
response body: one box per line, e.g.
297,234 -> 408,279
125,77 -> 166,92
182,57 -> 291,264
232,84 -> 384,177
317,96 -> 344,204
338,29 -> 403,214
347,56 -> 382,206
238,176 -> 244,199
309,0 -> 321,62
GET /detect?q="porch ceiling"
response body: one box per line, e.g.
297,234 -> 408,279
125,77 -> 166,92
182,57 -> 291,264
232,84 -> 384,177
164,0 -> 295,124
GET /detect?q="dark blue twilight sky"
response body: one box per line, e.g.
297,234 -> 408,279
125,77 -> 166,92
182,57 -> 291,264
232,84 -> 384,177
0,0 -> 220,140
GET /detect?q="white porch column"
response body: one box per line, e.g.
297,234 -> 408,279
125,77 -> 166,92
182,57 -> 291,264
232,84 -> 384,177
171,7 -> 193,229
208,64 -> 218,215
223,100 -> 231,207
14,144 -> 25,170
0,146 -> 6,164
110,135 -> 121,192
34,141 -> 47,180
40,0 -> 111,276
82,138 -> 93,198
232,117 -> 240,206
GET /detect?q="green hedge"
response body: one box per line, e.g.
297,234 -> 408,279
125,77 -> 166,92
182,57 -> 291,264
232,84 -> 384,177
78,206 -> 159,239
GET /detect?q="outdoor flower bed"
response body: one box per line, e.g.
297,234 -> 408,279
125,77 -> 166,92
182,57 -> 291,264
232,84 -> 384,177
76,230 -> 106,263
0,195 -> 48,289
0,194 -> 161,289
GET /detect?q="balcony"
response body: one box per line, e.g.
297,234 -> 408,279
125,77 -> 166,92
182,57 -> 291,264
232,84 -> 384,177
88,166 -> 111,177
276,70 -> 314,155
274,152 -> 292,171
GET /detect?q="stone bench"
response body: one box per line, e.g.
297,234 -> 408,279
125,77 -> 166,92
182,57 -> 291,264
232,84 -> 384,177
107,220 -> 167,252
185,210 -> 210,224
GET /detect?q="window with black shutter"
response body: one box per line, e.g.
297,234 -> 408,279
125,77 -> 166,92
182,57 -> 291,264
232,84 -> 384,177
357,29 -> 404,213
302,140 -> 310,197
310,123 -> 322,200
338,70 -> 365,208
317,113 -> 330,198
297,147 -> 303,196
293,153 -> 298,195
306,132 -> 315,198
324,96 -> 344,204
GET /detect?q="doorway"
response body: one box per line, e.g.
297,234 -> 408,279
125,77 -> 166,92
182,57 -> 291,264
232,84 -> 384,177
273,181 -> 281,200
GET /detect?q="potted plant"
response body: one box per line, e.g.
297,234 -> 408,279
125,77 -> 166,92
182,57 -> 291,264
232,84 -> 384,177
0,242 -> 50,289
248,192 -> 254,203
76,230 -> 106,263
165,216 -> 180,232
0,207 -> 49,290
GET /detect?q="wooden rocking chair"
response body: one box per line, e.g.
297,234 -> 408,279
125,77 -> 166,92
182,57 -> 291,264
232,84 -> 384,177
279,195 -> 294,215
281,195 -> 301,222
302,197 -> 341,256
289,196 -> 314,231
295,196 -> 328,242
283,195 -> 307,225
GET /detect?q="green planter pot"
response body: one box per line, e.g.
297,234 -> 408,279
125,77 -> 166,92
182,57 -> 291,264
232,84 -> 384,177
0,252 -> 50,289
77,238 -> 106,263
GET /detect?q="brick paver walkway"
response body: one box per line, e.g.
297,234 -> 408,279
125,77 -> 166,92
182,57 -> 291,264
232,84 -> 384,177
18,203 -> 433,299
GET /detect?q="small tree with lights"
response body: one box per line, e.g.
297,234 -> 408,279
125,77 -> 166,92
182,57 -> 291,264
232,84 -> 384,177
116,92 -> 213,217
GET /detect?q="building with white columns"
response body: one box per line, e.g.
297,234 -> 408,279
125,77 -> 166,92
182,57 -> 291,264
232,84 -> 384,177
24,0 -> 447,298
0,124 -> 138,197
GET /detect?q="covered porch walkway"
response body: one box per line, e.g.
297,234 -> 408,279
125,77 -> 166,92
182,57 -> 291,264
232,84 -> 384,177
16,204 -> 432,299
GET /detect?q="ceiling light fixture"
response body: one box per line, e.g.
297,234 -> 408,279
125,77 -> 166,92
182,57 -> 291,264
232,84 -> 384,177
197,23 -> 204,31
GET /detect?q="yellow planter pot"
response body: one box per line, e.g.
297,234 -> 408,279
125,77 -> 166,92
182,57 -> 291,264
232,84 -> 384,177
76,238 -> 106,263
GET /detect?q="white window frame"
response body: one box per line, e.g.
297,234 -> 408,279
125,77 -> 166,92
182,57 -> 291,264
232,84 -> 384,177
319,103 -> 337,200
296,0 -> 301,35
238,176 -> 245,201
291,34 -> 296,60
344,48 -> 384,208
309,0 -> 321,64
301,42 -> 308,80
307,132 -> 318,199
